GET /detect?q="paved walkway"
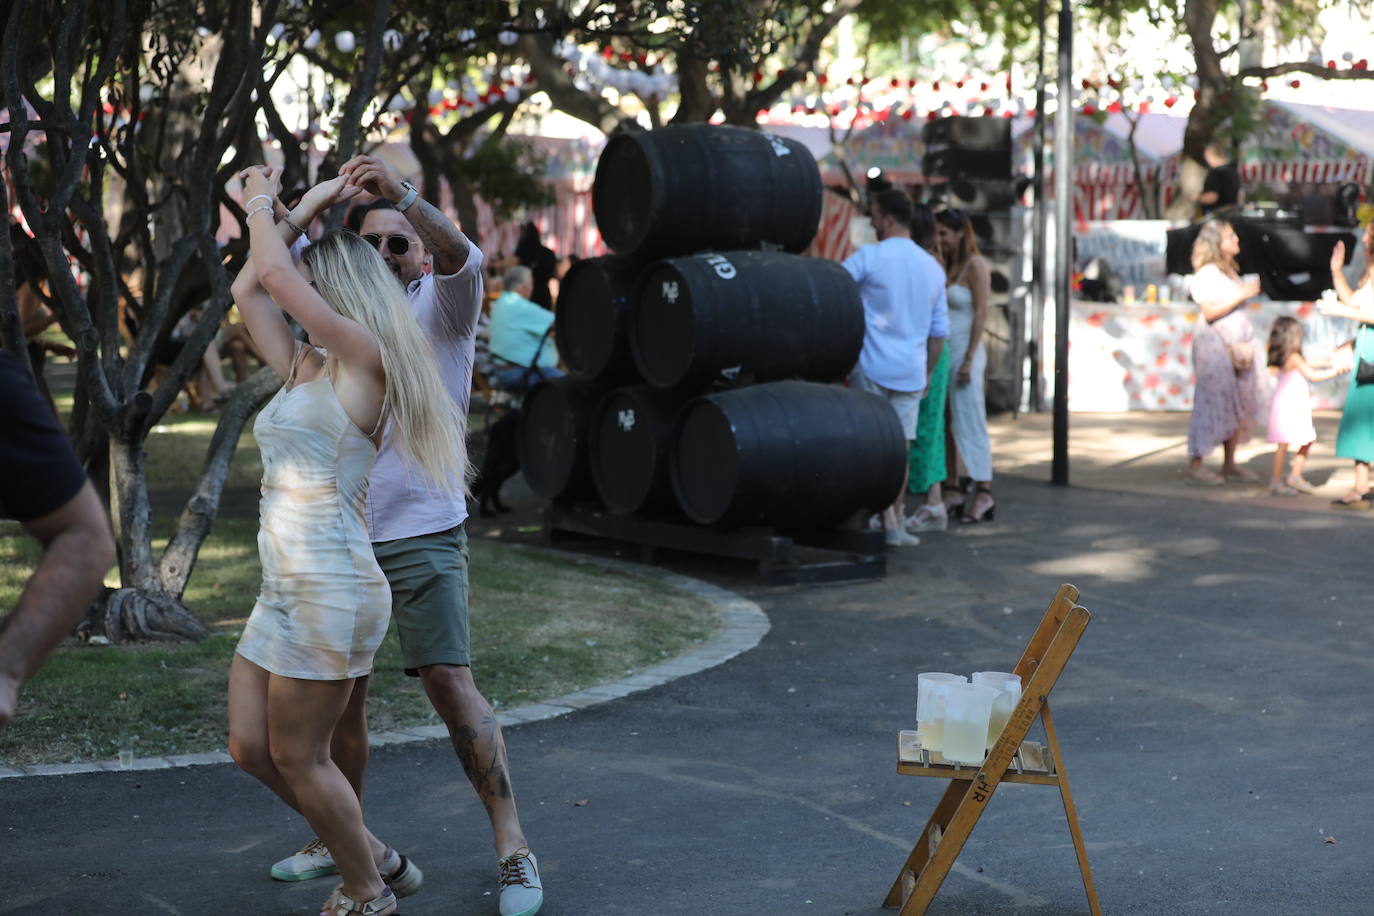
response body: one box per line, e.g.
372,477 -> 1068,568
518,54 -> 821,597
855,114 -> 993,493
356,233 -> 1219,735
3,411 -> 1371,914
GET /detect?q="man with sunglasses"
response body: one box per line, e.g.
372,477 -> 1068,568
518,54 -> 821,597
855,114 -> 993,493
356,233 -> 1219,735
267,155 -> 544,916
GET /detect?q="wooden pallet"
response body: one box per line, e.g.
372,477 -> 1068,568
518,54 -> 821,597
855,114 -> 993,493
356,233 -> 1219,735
883,583 -> 1101,916
543,503 -> 886,585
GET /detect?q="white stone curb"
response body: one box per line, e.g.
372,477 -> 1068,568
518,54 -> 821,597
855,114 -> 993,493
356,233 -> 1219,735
0,549 -> 768,779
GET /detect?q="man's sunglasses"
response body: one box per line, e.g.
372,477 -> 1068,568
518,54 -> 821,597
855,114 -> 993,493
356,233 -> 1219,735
361,233 -> 413,256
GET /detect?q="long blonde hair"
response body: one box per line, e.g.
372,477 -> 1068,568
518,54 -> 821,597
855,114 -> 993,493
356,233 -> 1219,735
303,231 -> 470,492
1191,220 -> 1238,273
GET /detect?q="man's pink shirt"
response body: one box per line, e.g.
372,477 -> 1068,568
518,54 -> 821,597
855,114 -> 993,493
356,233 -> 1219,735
365,241 -> 485,543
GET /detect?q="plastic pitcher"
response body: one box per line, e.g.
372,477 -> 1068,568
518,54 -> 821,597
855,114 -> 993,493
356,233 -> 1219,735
942,683 -> 999,764
916,672 -> 967,752
972,671 -> 1022,751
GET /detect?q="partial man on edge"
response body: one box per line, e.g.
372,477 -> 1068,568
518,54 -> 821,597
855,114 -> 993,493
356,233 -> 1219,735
0,349 -> 115,729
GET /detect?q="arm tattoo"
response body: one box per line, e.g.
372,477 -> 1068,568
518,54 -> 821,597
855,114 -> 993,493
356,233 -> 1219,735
406,198 -> 471,275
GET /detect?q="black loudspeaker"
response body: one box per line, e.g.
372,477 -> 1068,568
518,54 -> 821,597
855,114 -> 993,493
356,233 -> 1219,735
922,117 -> 1012,180
1165,218 -> 1355,300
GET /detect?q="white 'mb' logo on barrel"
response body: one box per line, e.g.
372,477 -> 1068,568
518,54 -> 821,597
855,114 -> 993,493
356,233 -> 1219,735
662,280 -> 679,303
702,254 -> 736,279
766,134 -> 790,158
617,409 -> 636,431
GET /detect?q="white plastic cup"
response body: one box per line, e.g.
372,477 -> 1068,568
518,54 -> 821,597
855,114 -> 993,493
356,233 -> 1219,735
942,683 -> 999,764
972,671 -> 1022,750
916,673 -> 967,751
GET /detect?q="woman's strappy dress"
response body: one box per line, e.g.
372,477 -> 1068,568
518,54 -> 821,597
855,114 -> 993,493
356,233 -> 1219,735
236,345 -> 390,680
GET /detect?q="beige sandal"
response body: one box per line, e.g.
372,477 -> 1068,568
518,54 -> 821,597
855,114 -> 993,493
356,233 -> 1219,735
320,885 -> 397,916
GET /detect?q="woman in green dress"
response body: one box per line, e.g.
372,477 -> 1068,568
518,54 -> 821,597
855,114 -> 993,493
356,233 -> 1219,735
905,203 -> 952,532
1320,221 -> 1374,509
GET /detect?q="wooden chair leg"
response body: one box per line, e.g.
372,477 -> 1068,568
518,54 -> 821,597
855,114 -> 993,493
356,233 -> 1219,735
883,779 -> 969,909
1042,702 -> 1103,916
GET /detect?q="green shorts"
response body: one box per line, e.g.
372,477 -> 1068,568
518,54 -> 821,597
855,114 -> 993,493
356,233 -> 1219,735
372,525 -> 470,675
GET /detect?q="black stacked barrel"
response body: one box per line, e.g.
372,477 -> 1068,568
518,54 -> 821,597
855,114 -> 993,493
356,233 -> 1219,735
518,123 -> 907,539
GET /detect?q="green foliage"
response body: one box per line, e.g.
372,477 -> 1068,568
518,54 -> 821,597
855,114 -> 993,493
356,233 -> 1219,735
456,135 -> 554,220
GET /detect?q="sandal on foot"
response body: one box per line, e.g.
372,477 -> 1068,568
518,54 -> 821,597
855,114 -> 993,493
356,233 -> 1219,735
1268,483 -> 1299,496
1285,477 -> 1317,494
940,481 -> 966,512
1222,466 -> 1261,483
906,504 -> 948,532
1331,496 -> 1372,511
960,487 -> 996,524
1184,469 -> 1224,486
320,886 -> 397,916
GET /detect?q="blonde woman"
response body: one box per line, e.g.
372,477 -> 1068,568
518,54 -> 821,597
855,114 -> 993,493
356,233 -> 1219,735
227,165 -> 465,916
934,208 -> 995,523
1186,220 -> 1266,485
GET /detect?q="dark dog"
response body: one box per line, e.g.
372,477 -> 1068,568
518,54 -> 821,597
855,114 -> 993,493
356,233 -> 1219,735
471,408 -> 521,516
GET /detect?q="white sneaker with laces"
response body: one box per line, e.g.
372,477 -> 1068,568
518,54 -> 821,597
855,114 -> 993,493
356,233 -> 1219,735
885,528 -> 920,547
498,847 -> 544,916
270,837 -> 337,882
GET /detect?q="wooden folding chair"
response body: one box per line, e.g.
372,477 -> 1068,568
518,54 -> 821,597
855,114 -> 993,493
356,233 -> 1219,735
884,583 -> 1101,915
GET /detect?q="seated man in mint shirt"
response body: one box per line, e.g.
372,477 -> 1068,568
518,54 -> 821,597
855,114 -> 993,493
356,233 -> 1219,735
487,265 -> 562,391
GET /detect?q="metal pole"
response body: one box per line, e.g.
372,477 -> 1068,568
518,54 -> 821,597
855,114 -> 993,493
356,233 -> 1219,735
1030,0 -> 1048,412
1051,0 -> 1073,486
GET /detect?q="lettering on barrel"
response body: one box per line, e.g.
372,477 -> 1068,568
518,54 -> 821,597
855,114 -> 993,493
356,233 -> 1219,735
720,365 -> 742,381
662,280 -> 680,303
617,408 -> 637,432
701,253 -> 736,279
765,134 -> 791,158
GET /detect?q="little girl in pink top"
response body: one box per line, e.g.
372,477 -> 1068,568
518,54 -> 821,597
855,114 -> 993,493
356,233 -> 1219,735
1266,316 -> 1351,495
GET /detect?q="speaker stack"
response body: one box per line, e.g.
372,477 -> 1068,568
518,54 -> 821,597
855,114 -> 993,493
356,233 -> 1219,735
517,124 -> 905,576
922,116 -> 1023,413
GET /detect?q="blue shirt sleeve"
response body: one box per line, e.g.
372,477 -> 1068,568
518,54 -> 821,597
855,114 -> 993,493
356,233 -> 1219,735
842,246 -> 870,283
930,282 -> 950,340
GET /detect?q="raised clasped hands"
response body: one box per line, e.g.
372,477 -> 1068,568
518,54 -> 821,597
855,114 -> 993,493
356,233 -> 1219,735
239,164 -> 281,201
339,154 -> 404,204
301,173 -> 363,212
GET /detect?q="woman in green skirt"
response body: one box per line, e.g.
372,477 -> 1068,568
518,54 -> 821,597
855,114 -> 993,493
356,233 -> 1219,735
1321,221 -> 1374,509
907,346 -> 951,530
905,202 -> 951,532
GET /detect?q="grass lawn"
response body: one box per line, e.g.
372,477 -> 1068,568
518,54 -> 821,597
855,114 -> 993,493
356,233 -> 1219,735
0,397 -> 721,767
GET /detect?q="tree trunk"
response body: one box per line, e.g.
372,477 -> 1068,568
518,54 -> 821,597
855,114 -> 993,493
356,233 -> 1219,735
672,56 -> 715,124
1170,0 -> 1227,220
81,587 -> 210,643
98,410 -> 210,643
159,365 -> 280,596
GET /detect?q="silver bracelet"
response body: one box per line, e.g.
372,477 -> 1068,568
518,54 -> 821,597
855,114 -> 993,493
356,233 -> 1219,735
246,205 -> 275,220
245,194 -> 273,210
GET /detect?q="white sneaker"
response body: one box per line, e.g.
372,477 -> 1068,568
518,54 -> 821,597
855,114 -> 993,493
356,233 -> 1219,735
498,847 -> 544,916
906,505 -> 947,532
885,528 -> 920,547
379,846 -> 424,898
270,837 -> 337,882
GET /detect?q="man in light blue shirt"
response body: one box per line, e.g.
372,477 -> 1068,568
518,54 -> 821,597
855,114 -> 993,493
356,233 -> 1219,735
842,188 -> 948,546
488,265 -> 562,391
